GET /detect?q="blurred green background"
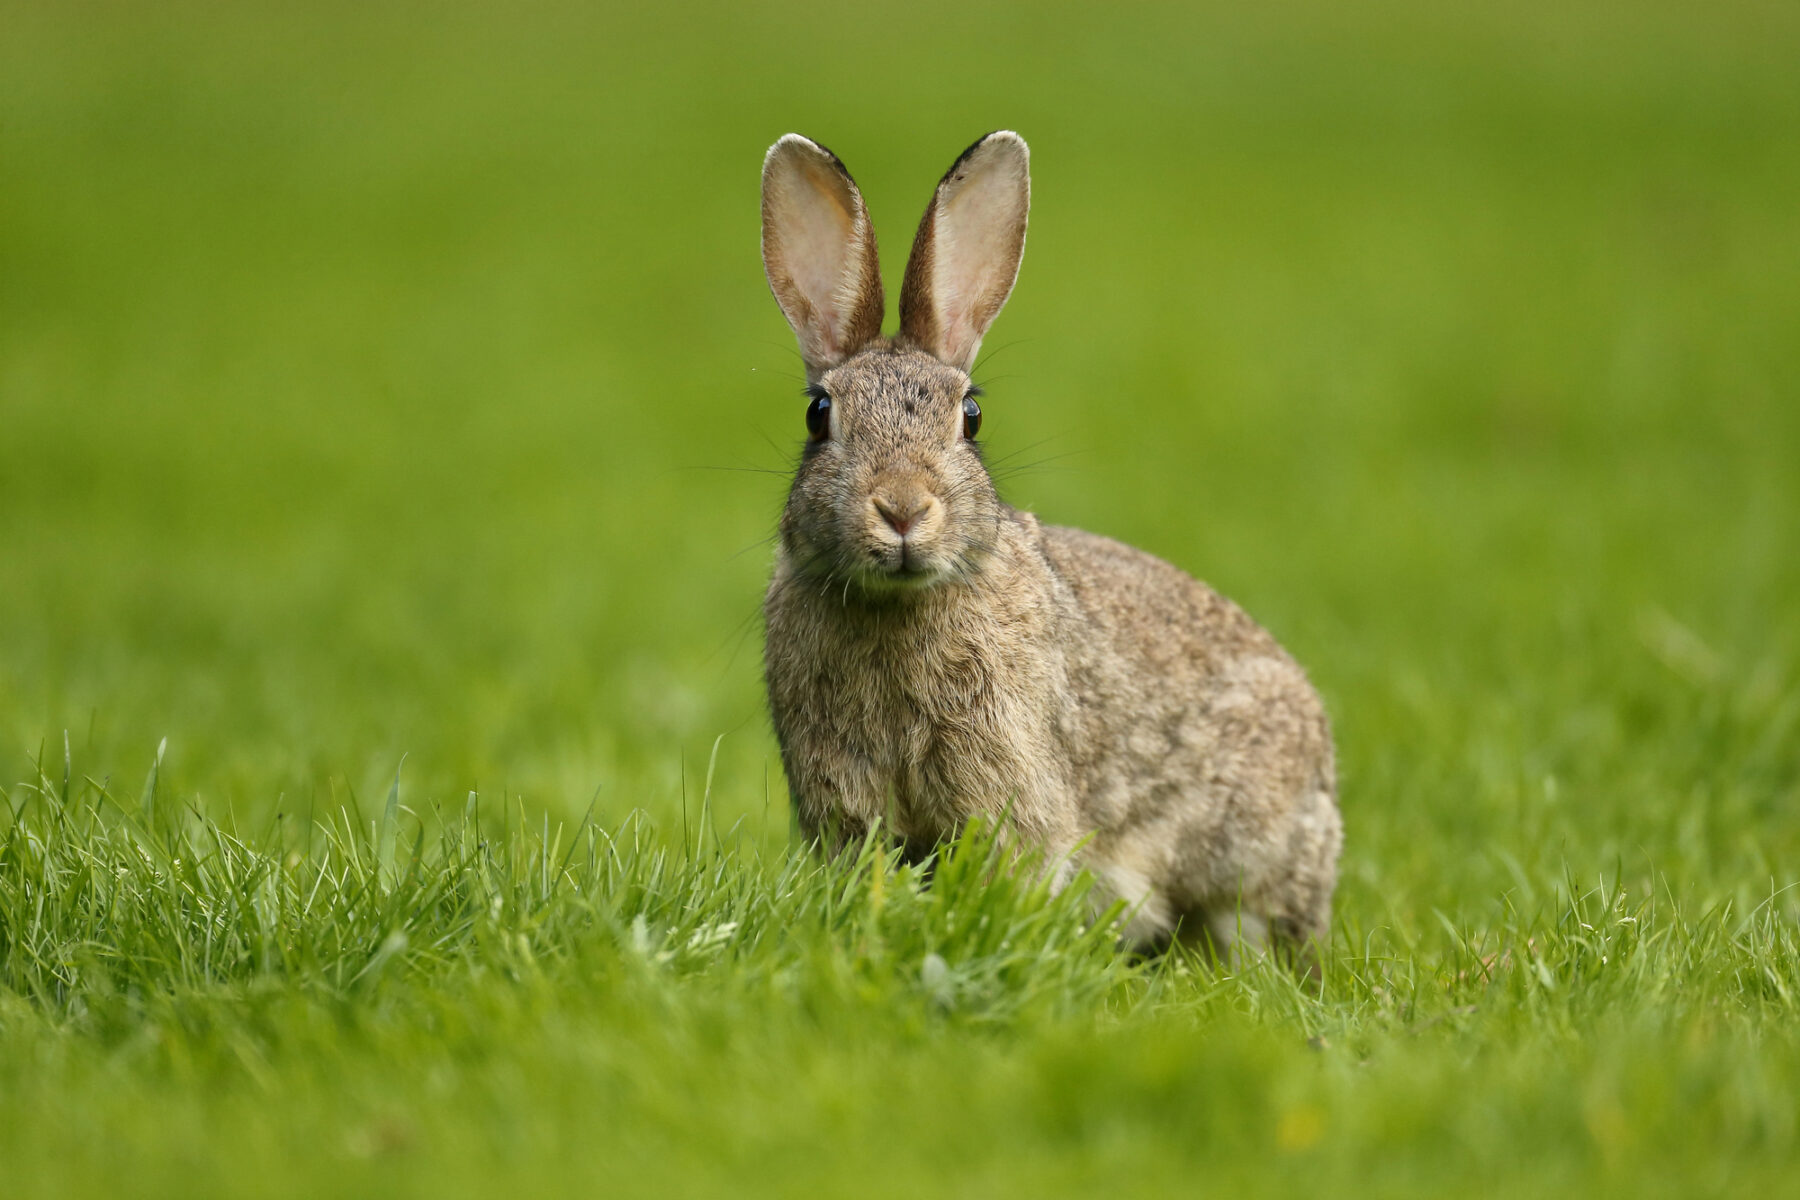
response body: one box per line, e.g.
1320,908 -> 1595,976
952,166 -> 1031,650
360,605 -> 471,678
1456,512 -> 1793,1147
6,3 -> 1800,1195
4,0 -> 1798,914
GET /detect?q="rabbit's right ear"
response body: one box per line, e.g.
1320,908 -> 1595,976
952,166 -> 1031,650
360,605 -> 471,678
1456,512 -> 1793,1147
761,135 -> 886,380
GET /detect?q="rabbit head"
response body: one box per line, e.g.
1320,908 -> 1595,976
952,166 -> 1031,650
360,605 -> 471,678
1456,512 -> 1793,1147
760,132 -> 1030,594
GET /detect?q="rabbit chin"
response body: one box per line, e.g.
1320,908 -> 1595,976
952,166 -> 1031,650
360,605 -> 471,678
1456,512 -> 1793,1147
850,542 -> 954,593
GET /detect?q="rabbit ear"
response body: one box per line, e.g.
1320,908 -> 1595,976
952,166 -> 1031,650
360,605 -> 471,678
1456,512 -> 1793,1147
898,131 -> 1030,372
761,134 -> 886,378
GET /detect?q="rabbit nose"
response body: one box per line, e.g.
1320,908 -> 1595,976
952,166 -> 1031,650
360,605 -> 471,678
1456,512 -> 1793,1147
874,494 -> 936,537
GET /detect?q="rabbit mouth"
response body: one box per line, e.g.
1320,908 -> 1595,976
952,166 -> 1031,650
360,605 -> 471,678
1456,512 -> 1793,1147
858,541 -> 948,589
862,567 -> 943,593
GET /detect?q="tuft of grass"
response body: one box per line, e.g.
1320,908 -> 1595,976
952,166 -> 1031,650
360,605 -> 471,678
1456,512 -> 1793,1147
0,765 -> 1138,1031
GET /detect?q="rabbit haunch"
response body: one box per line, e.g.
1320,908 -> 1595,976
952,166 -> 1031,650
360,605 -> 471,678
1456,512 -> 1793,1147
758,131 -> 1342,960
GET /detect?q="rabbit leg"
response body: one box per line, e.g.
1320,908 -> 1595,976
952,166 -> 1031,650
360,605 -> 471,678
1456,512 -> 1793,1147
1176,907 -> 1270,965
1086,858 -> 1179,950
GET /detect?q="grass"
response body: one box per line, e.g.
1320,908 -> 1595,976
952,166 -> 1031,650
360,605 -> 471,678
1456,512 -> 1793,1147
6,770 -> 1799,1197
4,0 -> 1800,1194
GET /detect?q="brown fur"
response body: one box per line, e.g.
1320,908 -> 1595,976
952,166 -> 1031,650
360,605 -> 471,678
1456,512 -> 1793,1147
759,134 -> 1342,960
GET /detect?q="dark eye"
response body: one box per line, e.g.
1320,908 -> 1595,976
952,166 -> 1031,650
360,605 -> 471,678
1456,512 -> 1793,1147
805,388 -> 831,441
961,392 -> 982,439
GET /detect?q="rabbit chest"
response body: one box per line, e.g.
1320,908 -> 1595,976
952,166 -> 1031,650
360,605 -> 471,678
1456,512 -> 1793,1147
764,571 -> 1076,848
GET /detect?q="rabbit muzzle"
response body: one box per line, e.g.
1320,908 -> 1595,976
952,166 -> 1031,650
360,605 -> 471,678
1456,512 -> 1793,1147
861,482 -> 948,583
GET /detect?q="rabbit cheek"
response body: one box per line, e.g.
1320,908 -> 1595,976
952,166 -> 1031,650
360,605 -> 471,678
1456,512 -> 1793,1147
777,464 -> 854,580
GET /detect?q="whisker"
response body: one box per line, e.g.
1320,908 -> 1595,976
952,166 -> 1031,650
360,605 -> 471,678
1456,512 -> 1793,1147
982,435 -> 1070,469
971,338 -> 1032,376
684,464 -> 793,478
724,531 -> 782,564
704,603 -> 766,672
752,346 -> 810,381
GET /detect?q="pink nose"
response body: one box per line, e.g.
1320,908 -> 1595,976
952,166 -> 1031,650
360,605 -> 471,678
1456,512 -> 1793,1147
874,496 -> 931,537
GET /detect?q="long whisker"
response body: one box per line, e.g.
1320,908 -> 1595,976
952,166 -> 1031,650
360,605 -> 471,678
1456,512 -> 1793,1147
685,464 -> 792,478
982,435 -> 1069,469
724,531 -> 782,564
971,338 -> 1032,376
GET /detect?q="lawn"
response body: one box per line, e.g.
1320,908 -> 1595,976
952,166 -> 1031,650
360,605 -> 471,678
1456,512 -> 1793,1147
3,0 -> 1799,1195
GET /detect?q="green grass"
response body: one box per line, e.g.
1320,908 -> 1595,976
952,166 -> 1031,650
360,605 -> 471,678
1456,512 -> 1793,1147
4,0 -> 1799,1194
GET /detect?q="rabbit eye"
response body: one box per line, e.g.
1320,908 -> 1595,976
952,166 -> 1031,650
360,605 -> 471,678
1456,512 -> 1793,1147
961,393 -> 982,439
804,388 -> 831,441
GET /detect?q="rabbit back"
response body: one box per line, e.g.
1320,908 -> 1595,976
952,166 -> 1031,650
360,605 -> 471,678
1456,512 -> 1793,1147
1037,524 -> 1341,951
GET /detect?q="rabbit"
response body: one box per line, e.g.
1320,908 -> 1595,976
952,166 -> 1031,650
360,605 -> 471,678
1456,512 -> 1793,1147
758,131 -> 1342,963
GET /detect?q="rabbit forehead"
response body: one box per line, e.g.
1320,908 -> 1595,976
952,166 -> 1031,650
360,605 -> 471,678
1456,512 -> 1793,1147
820,347 -> 969,417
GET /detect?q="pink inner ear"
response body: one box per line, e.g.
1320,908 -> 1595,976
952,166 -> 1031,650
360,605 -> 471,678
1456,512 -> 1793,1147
944,182 -> 1021,301
933,206 -> 1020,366
783,160 -> 856,327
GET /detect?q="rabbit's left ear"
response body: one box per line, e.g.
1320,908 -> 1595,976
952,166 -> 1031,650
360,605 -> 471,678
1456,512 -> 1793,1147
899,131 -> 1030,372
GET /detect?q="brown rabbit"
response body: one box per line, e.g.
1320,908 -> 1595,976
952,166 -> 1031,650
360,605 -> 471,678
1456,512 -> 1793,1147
759,131 -> 1341,961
